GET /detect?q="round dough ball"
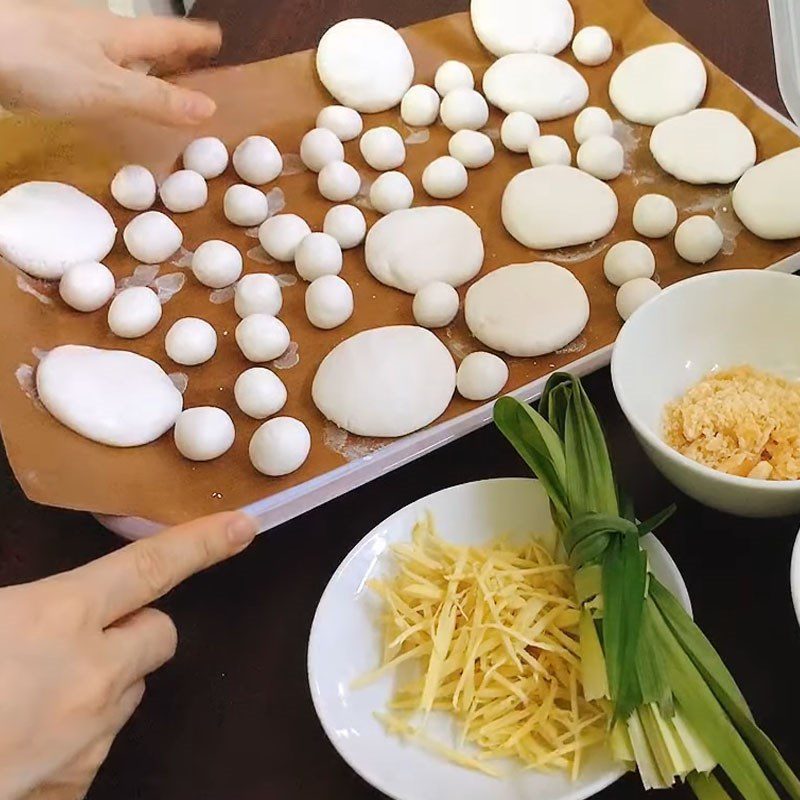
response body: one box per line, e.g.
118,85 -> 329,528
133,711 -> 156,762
401,85 -> 441,127
674,216 -> 724,264
108,286 -> 162,339
316,18 -> 414,113
234,368 -> 287,419
295,232 -> 343,281
111,165 -> 156,211
449,130 -> 495,169
59,261 -> 115,312
323,205 -> 367,250
316,105 -> 363,141
258,214 -> 311,262
165,317 -> 217,365
412,281 -> 460,328
223,184 -> 269,227
249,416 -> 311,476
305,274 -> 354,329
440,88 -> 489,132
577,135 -> 624,180
369,171 -> 414,215
456,352 -> 509,401
174,407 -> 235,462
182,137 -> 229,179
191,240 -> 243,288
434,61 -> 475,96
300,127 -> 345,173
123,211 -> 182,264
572,26 -> 613,66
501,112 -> 540,153
360,127 -> 406,171
159,170 -> 208,213
574,106 -> 614,144
616,277 -> 661,321
633,194 -> 678,238
529,135 -> 571,167
235,314 -> 291,362
232,136 -> 283,185
603,240 -> 655,286
317,161 -> 361,202
422,156 -> 469,199
234,273 -> 282,319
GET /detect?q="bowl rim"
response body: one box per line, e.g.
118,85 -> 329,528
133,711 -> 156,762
791,530 -> 800,626
611,269 -> 800,495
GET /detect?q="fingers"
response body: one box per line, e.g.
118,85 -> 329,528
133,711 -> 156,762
105,608 -> 178,684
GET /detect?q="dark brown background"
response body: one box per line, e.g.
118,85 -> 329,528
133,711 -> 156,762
0,1 -> 797,798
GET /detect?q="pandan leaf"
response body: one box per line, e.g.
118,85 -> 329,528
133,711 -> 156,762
687,772 -> 734,800
636,601 -> 674,715
637,504 -> 677,537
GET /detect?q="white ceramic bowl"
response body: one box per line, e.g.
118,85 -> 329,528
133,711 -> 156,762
791,531 -> 800,625
612,270 -> 800,518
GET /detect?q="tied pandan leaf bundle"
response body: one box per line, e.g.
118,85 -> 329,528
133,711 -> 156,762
494,373 -> 800,799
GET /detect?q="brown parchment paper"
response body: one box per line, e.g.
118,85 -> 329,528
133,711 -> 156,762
1,0 -> 799,525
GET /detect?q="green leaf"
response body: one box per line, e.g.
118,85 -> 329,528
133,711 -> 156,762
687,772 -> 735,800
635,602 -> 674,715
637,504 -> 677,537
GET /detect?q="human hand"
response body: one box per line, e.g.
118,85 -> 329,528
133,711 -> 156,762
0,0 -> 221,125
0,511 -> 256,800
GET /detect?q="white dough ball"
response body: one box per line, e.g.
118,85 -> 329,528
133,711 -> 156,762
305,274 -> 354,329
412,281 -> 460,328
59,261 -> 115,312
577,135 -> 624,180
422,156 -> 469,199
603,240 -> 656,286
440,88 -> 489,132
182,137 -> 229,179
529,135 -> 571,167
294,232 -> 343,281
401,85 -> 441,127
123,211 -> 182,264
300,127 -> 345,173
456,352 -> 509,401
435,60 -> 475,96
574,106 -> 614,144
369,171 -> 414,215
449,130 -> 495,169
501,112 -> 540,153
616,277 -> 661,321
316,105 -> 363,142
249,416 -> 311,476
360,127 -> 406,171
158,170 -> 208,213
674,216 -> 724,264
234,367 -> 287,419
234,273 -> 282,319
174,407 -> 235,462
572,26 -> 613,66
165,317 -> 217,365
232,136 -> 283,185
223,184 -> 269,227
110,165 -> 156,211
108,286 -> 162,339
236,314 -> 291,363
258,214 -> 311,262
317,161 -> 361,202
633,194 -> 678,238
323,205 -> 367,249
191,240 -> 243,288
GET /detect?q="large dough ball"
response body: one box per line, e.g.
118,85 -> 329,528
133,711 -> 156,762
234,273 -> 282,319
174,407 -> 235,462
574,106 -> 613,144
616,277 -> 661,321
412,281 -> 460,328
422,156 -> 469,199
572,26 -> 613,66
224,184 -> 269,227
232,136 -> 283,185
59,261 -> 116,312
674,216 -> 723,264
123,211 -> 182,264
182,137 -> 229,179
434,61 -> 475,96
324,205 -> 367,249
108,286 -> 162,339
529,135 -> 571,167
577,135 -> 624,181
632,194 -> 678,238
300,127 -> 345,173
401,85 -> 441,127
603,240 -> 655,286
305,274 -> 354,329
318,161 -> 361,202
295,232 -> 343,281
235,314 -> 291,362
456,352 -> 509,401
111,165 -> 156,211
316,105 -> 363,142
369,171 -> 414,215
449,130 -> 495,169
501,112 -> 540,153
165,317 -> 217,365
249,417 -> 311,476
258,214 -> 311,262
360,127 -> 406,171
440,88 -> 489,132
191,240 -> 243,288
235,367 -> 287,419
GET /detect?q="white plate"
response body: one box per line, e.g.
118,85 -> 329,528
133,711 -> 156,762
308,478 -> 692,800
791,529 -> 800,626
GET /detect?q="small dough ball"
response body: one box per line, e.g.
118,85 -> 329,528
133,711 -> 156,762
159,170 -> 207,213
174,407 -> 235,462
305,274 -> 354,329
574,106 -> 613,145
440,88 -> 489,132
577,135 -> 624,180
323,205 -> 367,249
191,240 -> 243,288
317,161 -> 361,202
59,261 -> 115,312
412,281 -> 459,328
616,277 -> 661,321
249,416 -> 311,476
360,127 -> 406,171
572,26 -> 613,66
232,136 -> 283,185
294,232 -> 343,281
234,367 -> 287,419
236,314 -> 291,362
316,105 -> 363,142
223,184 -> 269,227
456,352 -> 509,401
111,165 -> 156,211
422,156 -> 469,200
108,286 -> 162,339
401,85 -> 441,127
258,214 -> 311,262
435,60 -> 475,96
529,135 -> 571,167
603,240 -> 656,286
123,211 -> 182,264
501,112 -> 540,153
449,130 -> 495,169
369,171 -> 414,215
674,216 -> 724,264
165,317 -> 217,365
300,127 -> 345,173
182,137 -> 229,179
633,194 -> 678,238
234,273 -> 282,319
